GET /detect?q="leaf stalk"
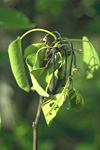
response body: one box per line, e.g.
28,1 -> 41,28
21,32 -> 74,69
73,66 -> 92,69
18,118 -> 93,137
20,28 -> 57,41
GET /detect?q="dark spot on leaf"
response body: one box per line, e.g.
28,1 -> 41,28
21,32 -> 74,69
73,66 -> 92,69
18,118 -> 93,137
54,105 -> 59,110
50,113 -> 52,115
49,102 -> 54,107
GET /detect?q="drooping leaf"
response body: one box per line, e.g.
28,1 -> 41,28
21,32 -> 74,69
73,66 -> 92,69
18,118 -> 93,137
42,78 -> 70,126
0,8 -> 35,29
26,53 -> 36,71
83,36 -> 100,79
25,53 -> 37,91
8,36 -> 30,92
67,88 -> 84,111
24,43 -> 45,58
25,46 -> 50,94
31,67 -> 49,97
34,46 -> 47,68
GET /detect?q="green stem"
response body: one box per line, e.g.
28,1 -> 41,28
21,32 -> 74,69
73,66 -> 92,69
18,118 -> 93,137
20,28 -> 57,41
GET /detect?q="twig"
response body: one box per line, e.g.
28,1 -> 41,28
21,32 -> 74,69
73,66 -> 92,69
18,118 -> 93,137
32,96 -> 42,150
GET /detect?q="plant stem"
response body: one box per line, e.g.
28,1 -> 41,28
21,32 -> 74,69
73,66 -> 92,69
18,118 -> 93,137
32,96 -> 42,150
20,28 -> 57,41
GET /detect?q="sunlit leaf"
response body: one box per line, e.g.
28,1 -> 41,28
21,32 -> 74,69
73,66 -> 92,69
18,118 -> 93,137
42,78 -> 70,126
0,8 -> 35,29
67,88 -> 84,111
8,36 -> 30,92
83,36 -> 100,79
31,67 -> 49,97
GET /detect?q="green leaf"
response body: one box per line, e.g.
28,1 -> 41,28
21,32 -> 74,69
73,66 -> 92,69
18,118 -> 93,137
83,36 -> 100,79
0,8 -> 35,29
24,43 -> 45,58
42,79 -> 70,126
34,46 -> 47,68
8,36 -> 30,92
26,53 -> 36,71
31,67 -> 49,97
67,88 -> 84,111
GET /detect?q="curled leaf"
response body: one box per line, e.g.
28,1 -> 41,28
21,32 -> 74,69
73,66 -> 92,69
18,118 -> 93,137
8,36 -> 30,92
26,53 -> 36,71
31,68 -> 49,97
24,43 -> 45,58
67,88 -> 84,111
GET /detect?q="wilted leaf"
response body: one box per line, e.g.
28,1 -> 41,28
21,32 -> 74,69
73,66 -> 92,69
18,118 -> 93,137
26,53 -> 36,71
34,46 -> 47,68
67,88 -> 84,111
42,78 -> 70,126
83,36 -> 100,79
24,43 -> 45,58
8,36 -> 30,92
31,67 -> 49,97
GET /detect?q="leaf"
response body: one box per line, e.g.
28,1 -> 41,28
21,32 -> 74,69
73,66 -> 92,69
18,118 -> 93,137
67,88 -> 84,111
0,8 -> 35,29
24,43 -> 45,58
26,53 -> 36,71
31,67 -> 49,97
42,79 -> 70,126
8,36 -> 30,92
83,36 -> 100,79
34,46 -> 47,68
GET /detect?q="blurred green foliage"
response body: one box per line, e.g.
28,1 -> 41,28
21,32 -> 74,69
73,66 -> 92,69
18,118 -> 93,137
0,0 -> 100,150
34,0 -> 66,17
0,8 -> 35,29
0,51 -> 8,66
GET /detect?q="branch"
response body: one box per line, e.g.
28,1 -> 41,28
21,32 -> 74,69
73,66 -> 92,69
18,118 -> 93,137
32,96 -> 42,150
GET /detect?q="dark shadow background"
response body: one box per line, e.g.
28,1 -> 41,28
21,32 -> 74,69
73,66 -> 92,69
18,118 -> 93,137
0,0 -> 100,150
